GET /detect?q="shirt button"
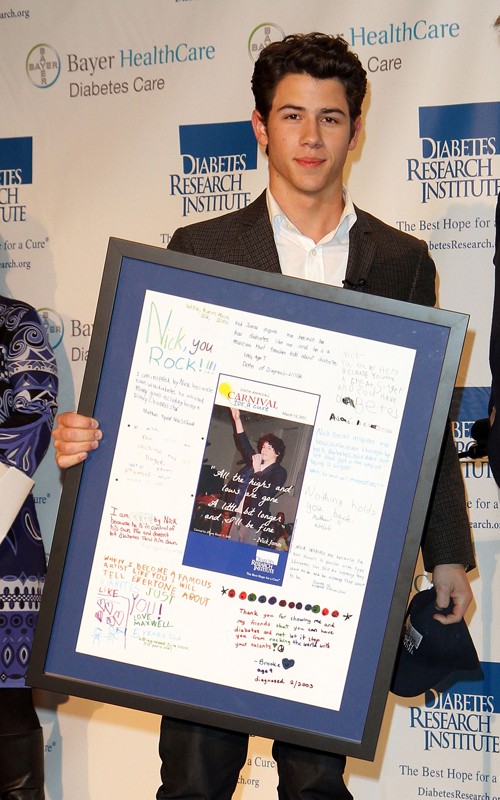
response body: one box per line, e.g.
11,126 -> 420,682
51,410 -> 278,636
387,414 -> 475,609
311,248 -> 317,256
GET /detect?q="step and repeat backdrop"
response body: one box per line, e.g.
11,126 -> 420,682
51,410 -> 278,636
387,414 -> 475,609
2,0 -> 500,797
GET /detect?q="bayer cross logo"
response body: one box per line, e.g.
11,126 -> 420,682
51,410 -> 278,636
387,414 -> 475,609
38,307 -> 64,349
26,44 -> 60,88
248,23 -> 285,62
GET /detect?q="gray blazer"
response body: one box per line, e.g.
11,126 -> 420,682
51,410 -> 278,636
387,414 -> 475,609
169,191 -> 475,571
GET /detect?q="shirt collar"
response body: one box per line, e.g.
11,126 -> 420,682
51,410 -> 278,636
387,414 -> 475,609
266,187 -> 356,241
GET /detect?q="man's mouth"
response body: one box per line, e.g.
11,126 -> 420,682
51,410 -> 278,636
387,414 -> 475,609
295,157 -> 325,168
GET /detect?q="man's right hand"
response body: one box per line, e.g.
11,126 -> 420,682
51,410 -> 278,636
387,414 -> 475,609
52,411 -> 102,468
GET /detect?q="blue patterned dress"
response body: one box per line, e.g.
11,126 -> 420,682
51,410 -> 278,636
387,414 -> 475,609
0,296 -> 58,687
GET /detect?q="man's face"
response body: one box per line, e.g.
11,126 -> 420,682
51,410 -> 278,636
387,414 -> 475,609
260,440 -> 278,465
251,72 -> 361,206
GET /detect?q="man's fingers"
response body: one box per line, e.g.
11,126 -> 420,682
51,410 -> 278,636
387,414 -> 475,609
52,412 -> 102,469
54,439 -> 99,455
433,609 -> 463,625
55,451 -> 89,469
431,564 -> 473,626
53,425 -> 101,444
57,411 -> 99,428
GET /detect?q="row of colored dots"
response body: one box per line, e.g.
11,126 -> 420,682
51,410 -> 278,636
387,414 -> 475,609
226,589 -> 340,617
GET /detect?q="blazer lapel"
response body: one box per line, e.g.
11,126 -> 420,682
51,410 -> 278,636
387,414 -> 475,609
344,206 -> 376,291
234,192 -> 282,274
231,196 -> 378,283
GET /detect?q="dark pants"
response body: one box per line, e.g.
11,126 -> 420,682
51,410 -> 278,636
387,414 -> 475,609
156,716 -> 353,800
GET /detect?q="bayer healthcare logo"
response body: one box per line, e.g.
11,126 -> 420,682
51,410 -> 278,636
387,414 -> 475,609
26,44 -> 61,88
38,307 -> 64,350
248,23 -> 285,62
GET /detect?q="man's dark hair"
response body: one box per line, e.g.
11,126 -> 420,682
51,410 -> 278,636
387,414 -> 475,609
251,32 -> 367,134
257,433 -> 285,462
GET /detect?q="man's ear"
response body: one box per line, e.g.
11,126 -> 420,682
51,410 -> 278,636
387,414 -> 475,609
251,108 -> 269,148
348,115 -> 362,151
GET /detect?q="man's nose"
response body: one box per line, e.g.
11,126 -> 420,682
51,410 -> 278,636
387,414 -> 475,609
300,118 -> 322,147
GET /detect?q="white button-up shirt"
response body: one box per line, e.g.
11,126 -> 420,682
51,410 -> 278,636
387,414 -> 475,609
267,188 -> 357,287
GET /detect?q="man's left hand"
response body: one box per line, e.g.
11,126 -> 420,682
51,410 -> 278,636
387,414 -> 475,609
431,563 -> 473,625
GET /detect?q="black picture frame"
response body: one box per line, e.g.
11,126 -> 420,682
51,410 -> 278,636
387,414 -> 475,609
29,237 -> 468,759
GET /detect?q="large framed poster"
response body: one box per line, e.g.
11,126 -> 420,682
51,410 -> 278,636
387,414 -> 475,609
29,238 -> 468,759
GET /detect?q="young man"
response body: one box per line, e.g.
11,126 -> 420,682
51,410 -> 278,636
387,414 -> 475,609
221,407 -> 287,544
53,33 -> 475,800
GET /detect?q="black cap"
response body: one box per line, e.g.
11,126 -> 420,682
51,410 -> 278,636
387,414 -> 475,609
390,587 -> 481,698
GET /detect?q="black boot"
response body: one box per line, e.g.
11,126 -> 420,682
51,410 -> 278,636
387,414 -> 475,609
0,728 -> 45,799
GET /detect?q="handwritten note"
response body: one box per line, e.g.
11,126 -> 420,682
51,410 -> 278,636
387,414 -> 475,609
75,288 -> 415,711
